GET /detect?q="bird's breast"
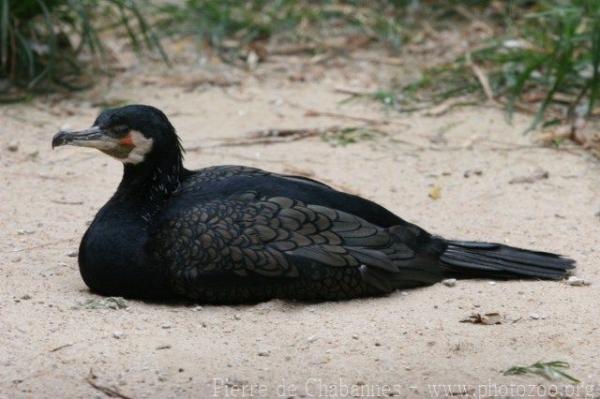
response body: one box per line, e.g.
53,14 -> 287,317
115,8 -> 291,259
78,210 -> 169,298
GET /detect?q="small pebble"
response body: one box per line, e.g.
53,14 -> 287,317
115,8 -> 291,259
192,306 -> 203,311
400,291 -> 408,297
529,313 -> 540,320
307,335 -> 317,343
442,278 -> 457,287
112,331 -> 124,339
488,281 -> 496,286
257,351 -> 269,357
566,276 -> 590,287
7,141 -> 19,152
161,323 -> 172,329
156,344 -> 171,350
67,251 -> 78,258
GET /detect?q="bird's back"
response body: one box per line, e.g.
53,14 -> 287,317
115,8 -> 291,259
168,165 -> 412,227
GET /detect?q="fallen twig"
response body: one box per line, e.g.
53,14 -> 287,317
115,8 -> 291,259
267,35 -> 373,58
86,369 -> 133,399
348,54 -> 406,66
51,200 -> 84,205
50,343 -> 74,353
334,87 -> 374,97
303,109 -> 390,125
187,126 -> 344,151
139,75 -> 241,91
509,168 -> 549,184
424,98 -> 479,116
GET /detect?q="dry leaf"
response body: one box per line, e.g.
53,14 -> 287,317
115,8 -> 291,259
429,185 -> 442,200
460,312 -> 503,325
536,125 -> 573,145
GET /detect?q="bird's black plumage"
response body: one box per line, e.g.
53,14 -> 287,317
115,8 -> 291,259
52,105 -> 575,303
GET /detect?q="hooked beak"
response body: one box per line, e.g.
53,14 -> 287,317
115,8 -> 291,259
52,126 -> 119,150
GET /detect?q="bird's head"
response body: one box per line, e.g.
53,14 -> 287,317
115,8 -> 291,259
52,104 -> 183,165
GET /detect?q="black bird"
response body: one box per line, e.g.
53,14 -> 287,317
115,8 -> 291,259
52,105 -> 575,303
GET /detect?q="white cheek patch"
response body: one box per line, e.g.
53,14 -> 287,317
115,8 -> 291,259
123,130 -> 154,164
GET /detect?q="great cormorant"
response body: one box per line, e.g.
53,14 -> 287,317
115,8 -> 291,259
52,105 -> 575,303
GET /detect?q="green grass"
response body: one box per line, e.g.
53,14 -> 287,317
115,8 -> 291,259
156,0 -> 412,62
398,0 -> 600,130
321,126 -> 384,146
504,360 -> 580,383
4,0 -> 599,133
0,0 -> 164,100
162,1 -> 593,128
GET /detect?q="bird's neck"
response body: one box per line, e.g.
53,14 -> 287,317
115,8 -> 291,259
113,154 -> 186,221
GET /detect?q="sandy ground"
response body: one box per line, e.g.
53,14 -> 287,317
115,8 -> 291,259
1,51 -> 600,399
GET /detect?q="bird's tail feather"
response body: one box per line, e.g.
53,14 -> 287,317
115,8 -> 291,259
440,240 -> 575,280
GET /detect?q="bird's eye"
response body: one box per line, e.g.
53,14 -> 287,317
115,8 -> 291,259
110,125 -> 130,136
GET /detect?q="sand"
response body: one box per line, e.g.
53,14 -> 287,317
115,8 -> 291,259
1,50 -> 599,398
